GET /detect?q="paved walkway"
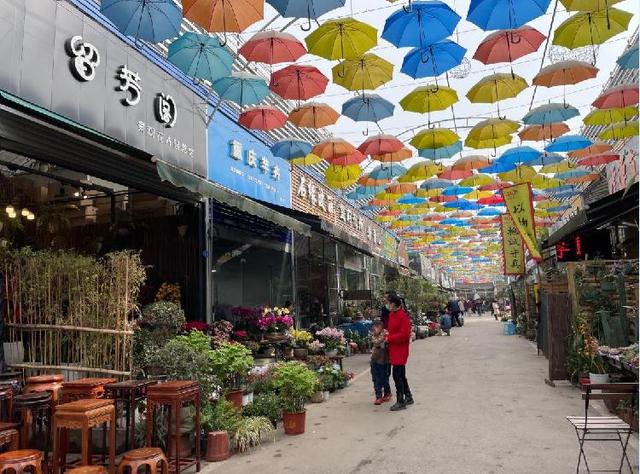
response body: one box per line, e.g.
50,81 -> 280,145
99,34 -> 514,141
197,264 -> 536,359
209,317 -> 638,474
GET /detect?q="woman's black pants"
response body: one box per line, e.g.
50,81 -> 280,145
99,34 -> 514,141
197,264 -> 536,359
392,364 -> 411,400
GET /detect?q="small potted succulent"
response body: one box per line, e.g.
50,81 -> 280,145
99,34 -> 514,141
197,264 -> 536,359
271,361 -> 318,435
210,343 -> 255,410
290,329 -> 313,360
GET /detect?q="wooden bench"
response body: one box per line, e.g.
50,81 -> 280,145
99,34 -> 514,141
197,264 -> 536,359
566,382 -> 637,473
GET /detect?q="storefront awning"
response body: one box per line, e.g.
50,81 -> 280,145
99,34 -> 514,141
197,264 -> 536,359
155,159 -> 311,236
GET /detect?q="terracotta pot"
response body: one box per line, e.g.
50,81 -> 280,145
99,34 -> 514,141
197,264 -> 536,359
225,390 -> 244,410
283,411 -> 306,435
293,348 -> 308,360
206,431 -> 231,462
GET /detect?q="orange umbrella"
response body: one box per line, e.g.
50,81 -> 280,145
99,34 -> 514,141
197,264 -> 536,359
568,142 -> 613,158
566,173 -> 600,184
358,174 -> 390,186
452,155 -> 491,170
372,147 -> 413,163
326,150 -> 366,166
288,102 -> 340,128
518,123 -> 570,141
532,60 -> 598,87
387,183 -> 417,194
438,166 -> 473,180
183,0 -> 264,34
312,139 -> 356,160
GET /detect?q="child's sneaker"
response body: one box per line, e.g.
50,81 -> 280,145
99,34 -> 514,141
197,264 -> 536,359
381,394 -> 392,402
374,398 -> 383,405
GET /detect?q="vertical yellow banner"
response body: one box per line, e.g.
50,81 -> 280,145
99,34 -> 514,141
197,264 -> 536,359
501,214 -> 525,275
501,183 -> 542,261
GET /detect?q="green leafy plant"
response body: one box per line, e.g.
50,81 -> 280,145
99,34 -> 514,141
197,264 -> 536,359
210,343 -> 255,391
242,392 -> 283,427
141,301 -> 186,331
201,398 -> 241,434
232,416 -> 275,453
271,361 -> 318,413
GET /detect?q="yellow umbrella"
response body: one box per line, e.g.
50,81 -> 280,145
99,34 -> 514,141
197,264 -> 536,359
326,178 -> 358,189
536,199 -> 563,209
465,135 -> 513,150
466,73 -> 528,103
452,155 -> 492,171
290,153 -> 323,166
498,165 -> 536,182
390,220 -> 411,229
324,164 -> 361,189
466,118 -> 520,141
399,85 -> 459,113
464,190 -> 494,200
333,53 -> 393,91
410,128 -> 459,149
583,106 -> 638,126
459,174 -> 495,186
375,215 -> 395,223
415,188 -> 443,198
397,173 -> 421,183
374,191 -> 401,201
405,161 -> 445,180
561,0 -> 623,11
388,203 -> 412,211
553,9 -> 633,50
598,120 -> 639,140
305,18 -> 377,61
540,159 -> 577,174
531,175 -> 565,189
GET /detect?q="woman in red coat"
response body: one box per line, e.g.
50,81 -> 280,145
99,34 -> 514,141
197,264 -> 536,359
385,295 -> 413,411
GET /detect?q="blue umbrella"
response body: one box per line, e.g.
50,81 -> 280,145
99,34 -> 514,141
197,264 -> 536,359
212,72 -> 270,107
479,161 -> 516,173
100,0 -> 182,43
271,139 -> 312,160
431,240 -> 447,245
419,141 -> 463,160
545,184 -> 577,194
441,218 -> 466,225
466,0 -> 551,30
527,152 -> 563,166
342,94 -> 395,122
360,205 -> 381,211
617,45 -> 639,70
544,135 -> 592,153
497,146 -> 541,165
547,204 -> 571,213
401,40 -> 467,79
399,214 -> 422,221
369,164 -> 407,180
168,33 -> 233,83
420,178 -> 453,190
478,207 -> 502,216
522,103 -> 579,125
267,0 -> 346,20
553,190 -> 581,199
555,169 -> 589,180
444,199 -> 471,209
442,185 -> 473,196
398,194 -> 426,204
346,185 -> 387,200
382,1 -> 461,48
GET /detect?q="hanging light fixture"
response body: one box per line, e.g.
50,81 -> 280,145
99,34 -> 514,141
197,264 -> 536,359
5,206 -> 14,214
21,208 -> 29,217
26,213 -> 35,221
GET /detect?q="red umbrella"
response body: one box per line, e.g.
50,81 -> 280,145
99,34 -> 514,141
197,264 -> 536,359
479,182 -> 511,191
478,195 -> 504,205
269,65 -> 329,100
438,166 -> 473,180
358,134 -> 404,156
430,195 -> 456,202
326,150 -> 366,166
239,106 -> 287,130
578,153 -> 620,166
379,210 -> 402,216
592,84 -> 639,109
423,214 -> 445,221
239,31 -> 306,64
473,26 -> 545,64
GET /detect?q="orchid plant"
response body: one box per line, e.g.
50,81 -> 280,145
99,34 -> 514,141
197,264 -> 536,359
256,307 -> 294,333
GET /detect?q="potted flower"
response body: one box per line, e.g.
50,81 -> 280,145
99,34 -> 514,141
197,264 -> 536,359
308,340 -> 324,355
257,307 -> 294,341
290,329 -> 313,359
585,336 -> 609,384
271,362 -> 318,435
210,343 -> 255,410
202,398 -> 239,462
316,327 -> 346,357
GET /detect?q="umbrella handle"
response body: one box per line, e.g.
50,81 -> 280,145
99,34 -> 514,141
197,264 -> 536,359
219,32 -> 228,47
337,63 -> 347,78
509,32 -> 521,44
301,16 -> 312,31
430,84 -> 440,93
362,127 -> 369,136
403,0 -> 413,13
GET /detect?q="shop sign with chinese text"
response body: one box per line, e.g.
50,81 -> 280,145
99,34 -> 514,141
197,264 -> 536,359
500,214 -> 525,275
502,183 -> 542,261
555,235 -> 585,262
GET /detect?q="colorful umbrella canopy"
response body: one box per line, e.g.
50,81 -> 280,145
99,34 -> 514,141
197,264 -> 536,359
617,45 -> 639,70
183,0 -> 264,33
267,0 -> 346,21
333,54 -> 394,91
540,159 -> 577,174
553,9 -> 633,49
400,85 -> 459,114
544,135 -> 591,152
324,164 -> 361,188
592,84 -> 639,109
358,134 -> 404,156
239,31 -> 306,64
497,146 -> 541,164
466,135 -> 513,150
530,175 -> 565,189
373,148 -> 413,162
305,18 -> 377,60
288,103 -> 339,128
421,178 -> 453,190
466,118 -> 520,141
168,33 -> 233,83
567,142 -> 612,158
598,121 -> 639,140
404,162 -> 445,180
560,0 -> 623,11
270,65 -> 329,100
498,165 -> 536,182
419,141 -> 463,160
583,106 -> 638,126
518,123 -> 570,141
290,153 -> 323,166
387,183 -> 417,194
466,0 -> 551,31
442,185 -> 474,196
369,164 -> 407,179
239,106 -> 287,130
578,153 -> 620,166
382,1 -> 461,48
532,60 -> 598,87
466,73 -> 528,103
342,94 -> 395,122
453,155 -> 492,171
401,40 -> 467,79
460,174 -> 495,186
522,103 -> 580,124
473,26 -> 545,64
358,174 -> 390,186
271,139 -> 313,160
312,139 -> 357,160
439,167 -> 474,180
410,128 -> 459,148
527,152 -> 563,166
327,151 -> 367,166
101,0 -> 182,43
212,72 -> 269,106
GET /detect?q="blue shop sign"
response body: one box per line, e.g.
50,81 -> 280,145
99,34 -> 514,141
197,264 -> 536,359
207,113 -> 291,207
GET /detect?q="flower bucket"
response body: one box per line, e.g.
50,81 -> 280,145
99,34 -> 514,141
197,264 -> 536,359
283,411 -> 306,435
589,373 -> 610,385
206,431 -> 230,462
293,348 -> 308,360
225,390 -> 244,410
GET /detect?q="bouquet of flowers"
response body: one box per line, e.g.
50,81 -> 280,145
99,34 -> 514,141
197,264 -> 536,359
316,327 -> 346,352
256,307 -> 294,333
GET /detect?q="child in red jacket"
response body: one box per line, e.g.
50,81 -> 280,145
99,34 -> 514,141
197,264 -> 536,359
385,295 -> 414,411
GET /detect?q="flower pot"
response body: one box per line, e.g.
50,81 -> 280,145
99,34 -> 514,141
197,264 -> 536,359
283,411 -> 306,435
225,390 -> 244,410
206,431 -> 230,462
293,348 -> 308,360
284,347 -> 294,359
310,391 -> 324,403
264,333 -> 288,342
325,349 -> 338,357
589,373 -> 610,385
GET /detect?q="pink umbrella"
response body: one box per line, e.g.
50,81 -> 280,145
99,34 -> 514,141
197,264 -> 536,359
239,31 -> 307,64
239,106 -> 287,130
326,151 -> 366,166
578,153 -> 620,166
358,134 -> 404,156
592,84 -> 639,109
473,26 -> 545,65
438,166 -> 473,180
269,65 -> 329,100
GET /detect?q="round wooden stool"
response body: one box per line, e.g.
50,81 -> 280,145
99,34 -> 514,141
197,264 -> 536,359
117,448 -> 168,474
13,393 -> 52,450
0,387 -> 14,423
24,376 -> 64,406
0,449 -> 42,474
67,466 -> 107,474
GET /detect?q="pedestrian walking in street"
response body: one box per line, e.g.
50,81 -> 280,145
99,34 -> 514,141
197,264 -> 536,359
447,298 -> 461,327
370,320 -> 392,405
491,300 -> 500,321
439,308 -> 452,336
386,295 -> 413,411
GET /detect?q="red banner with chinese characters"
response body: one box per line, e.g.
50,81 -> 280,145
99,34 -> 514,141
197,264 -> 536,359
501,183 -> 542,261
500,214 -> 525,275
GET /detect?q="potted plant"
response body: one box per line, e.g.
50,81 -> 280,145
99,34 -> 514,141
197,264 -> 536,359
290,329 -> 313,360
257,307 -> 294,341
316,327 -> 346,357
271,362 -> 318,435
308,340 -> 325,355
585,335 -> 609,384
242,392 -> 283,428
232,416 -> 275,453
210,343 -> 255,410
201,398 -> 239,462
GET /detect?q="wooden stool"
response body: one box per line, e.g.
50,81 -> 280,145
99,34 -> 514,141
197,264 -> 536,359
117,448 -> 168,474
24,376 -> 64,406
66,467 -> 106,474
61,379 -> 116,403
0,372 -> 24,396
52,400 -> 116,474
0,388 -> 14,423
0,449 -> 42,474
0,423 -> 20,452
13,392 -> 51,456
145,382 -> 200,474
104,381 -> 154,452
